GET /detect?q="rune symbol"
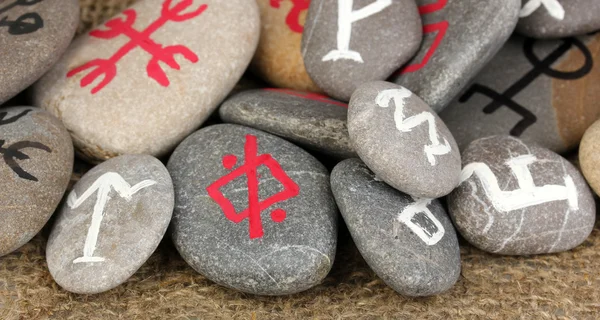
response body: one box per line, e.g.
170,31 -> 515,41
269,0 -> 309,33
207,134 -> 300,239
67,0 -> 208,94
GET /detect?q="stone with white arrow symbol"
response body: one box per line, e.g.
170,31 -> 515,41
517,0 -> 600,39
46,154 -> 174,294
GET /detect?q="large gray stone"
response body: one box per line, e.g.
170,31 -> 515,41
46,155 -> 174,294
168,124 -> 337,296
348,81 -> 461,198
301,0 -> 422,101
0,0 -> 79,105
0,106 -> 73,257
517,0 -> 600,39
331,158 -> 461,296
448,135 -> 596,255
219,88 -> 355,158
390,0 -> 520,112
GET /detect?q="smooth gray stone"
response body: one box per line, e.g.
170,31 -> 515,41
0,106 -> 73,257
440,34 -> 600,154
448,135 -> 596,255
168,124 -> 337,296
517,0 -> 600,39
219,88 -> 355,158
302,0 -> 422,101
0,0 -> 79,105
390,0 -> 520,112
46,155 -> 174,294
348,81 -> 461,198
331,158 -> 461,296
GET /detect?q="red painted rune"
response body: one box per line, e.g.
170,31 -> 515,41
264,88 -> 348,108
269,0 -> 309,33
206,134 -> 300,239
67,0 -> 208,94
396,0 -> 448,75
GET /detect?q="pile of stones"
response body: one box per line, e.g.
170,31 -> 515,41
1,0 -> 599,297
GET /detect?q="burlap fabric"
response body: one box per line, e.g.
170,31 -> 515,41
0,1 -> 599,319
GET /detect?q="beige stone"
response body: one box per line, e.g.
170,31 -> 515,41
579,119 -> 600,196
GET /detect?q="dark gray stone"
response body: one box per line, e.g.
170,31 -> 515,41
440,34 -> 600,154
448,135 -> 596,255
168,124 -> 337,296
390,0 -> 520,112
46,155 -> 174,294
0,0 -> 79,105
348,81 -> 461,198
331,158 -> 461,296
0,106 -> 73,257
219,88 -> 355,158
301,0 -> 422,101
517,0 -> 600,39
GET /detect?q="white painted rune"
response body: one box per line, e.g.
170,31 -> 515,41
322,0 -> 393,63
519,0 -> 565,20
460,154 -> 578,212
398,197 -> 445,246
68,172 -> 157,264
376,88 -> 451,166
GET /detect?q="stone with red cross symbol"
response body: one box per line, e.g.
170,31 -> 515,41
168,124 -> 337,295
390,0 -> 521,112
33,0 -> 260,162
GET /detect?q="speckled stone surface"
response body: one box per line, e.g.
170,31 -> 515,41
46,155 -> 174,294
0,106 -> 73,257
33,0 -> 260,163
441,34 -> 600,153
390,0 -> 520,112
348,81 -> 461,198
301,0 -> 422,101
251,0 -> 321,92
331,158 -> 461,296
219,88 -> 354,158
0,0 -> 79,105
168,124 -> 337,296
517,0 -> 600,39
448,136 -> 596,256
578,119 -> 600,197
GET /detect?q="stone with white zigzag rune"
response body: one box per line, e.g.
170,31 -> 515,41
331,158 -> 461,296
517,0 -> 600,39
448,135 -> 595,255
348,81 -> 461,198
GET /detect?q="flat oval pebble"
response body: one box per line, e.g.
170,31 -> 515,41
390,0 -> 520,112
251,0 -> 321,92
331,158 -> 461,296
348,81 -> 461,198
0,0 -> 79,105
219,88 -> 355,158
301,0 -> 422,101
578,119 -> 600,196
517,0 -> 600,39
46,154 -> 174,294
168,124 -> 337,295
441,34 -> 600,153
0,106 -> 73,257
33,0 -> 259,162
448,135 -> 595,255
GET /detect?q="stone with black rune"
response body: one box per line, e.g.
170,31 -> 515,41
331,158 -> 461,296
301,0 -> 422,101
440,34 -> 600,154
0,0 -> 79,105
448,136 -> 595,255
46,155 -> 174,294
219,88 -> 355,158
390,0 -> 520,112
348,81 -> 461,198
0,106 -> 73,257
33,0 -> 259,163
517,0 -> 600,39
168,124 -> 337,295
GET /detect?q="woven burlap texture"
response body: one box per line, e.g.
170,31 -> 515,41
0,0 -> 599,319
